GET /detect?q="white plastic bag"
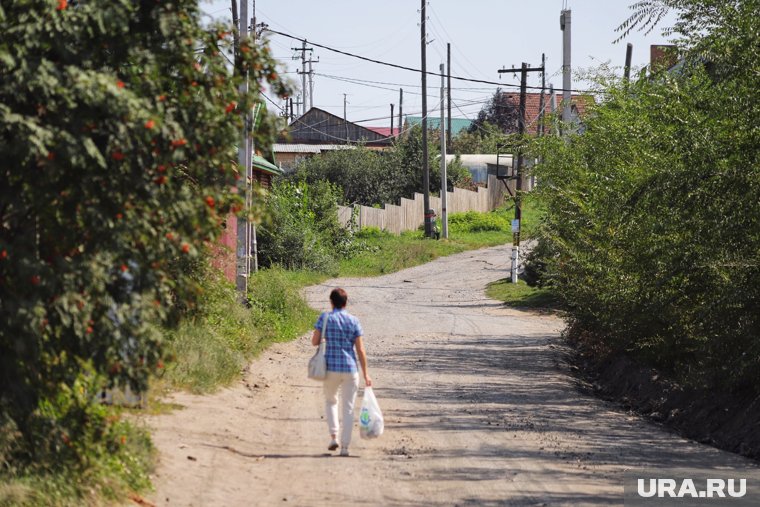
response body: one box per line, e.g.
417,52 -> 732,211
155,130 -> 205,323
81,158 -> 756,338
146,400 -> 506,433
359,387 -> 384,439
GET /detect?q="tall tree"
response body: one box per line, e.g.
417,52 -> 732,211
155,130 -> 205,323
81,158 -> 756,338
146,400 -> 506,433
468,88 -> 520,135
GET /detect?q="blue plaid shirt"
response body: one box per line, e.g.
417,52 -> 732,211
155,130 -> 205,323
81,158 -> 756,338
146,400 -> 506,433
314,309 -> 363,373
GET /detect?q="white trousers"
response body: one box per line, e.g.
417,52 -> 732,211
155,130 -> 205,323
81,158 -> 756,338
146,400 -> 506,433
323,371 -> 359,448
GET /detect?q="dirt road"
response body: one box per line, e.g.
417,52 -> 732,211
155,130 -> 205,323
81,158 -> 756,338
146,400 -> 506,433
146,244 -> 758,506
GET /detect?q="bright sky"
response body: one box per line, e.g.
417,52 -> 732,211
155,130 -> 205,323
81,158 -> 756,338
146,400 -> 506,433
201,0 -> 676,130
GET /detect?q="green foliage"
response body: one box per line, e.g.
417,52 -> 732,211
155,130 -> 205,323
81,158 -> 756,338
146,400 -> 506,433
533,0 -> 760,390
292,146 -> 391,206
0,0 -> 289,498
448,210 -> 511,233
257,179 -> 353,273
164,266 -> 318,393
468,88 -> 520,135
293,125 -> 473,206
0,373 -> 153,506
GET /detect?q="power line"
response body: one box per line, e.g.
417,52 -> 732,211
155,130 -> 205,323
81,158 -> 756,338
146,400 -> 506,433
263,28 -> 597,95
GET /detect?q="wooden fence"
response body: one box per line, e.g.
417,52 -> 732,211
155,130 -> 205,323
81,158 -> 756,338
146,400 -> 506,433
337,174 -> 511,234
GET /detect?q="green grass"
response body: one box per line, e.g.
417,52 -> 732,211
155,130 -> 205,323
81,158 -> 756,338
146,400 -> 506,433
486,278 -> 559,309
162,266 -> 321,393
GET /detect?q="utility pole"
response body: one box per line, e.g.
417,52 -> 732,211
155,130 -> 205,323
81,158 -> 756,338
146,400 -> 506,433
534,53 -> 546,191
398,88 -> 403,135
624,43 -> 633,81
306,54 -> 319,109
446,43 -> 452,152
498,61 -> 544,283
560,9 -> 572,124
439,63 -> 448,239
390,104 -> 394,136
292,41 -> 312,115
235,0 -> 249,300
289,97 -> 294,122
343,93 -> 349,141
293,94 -> 303,118
420,0 -> 432,237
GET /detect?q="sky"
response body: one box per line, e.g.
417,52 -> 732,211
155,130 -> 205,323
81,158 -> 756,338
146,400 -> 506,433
201,0 -> 676,131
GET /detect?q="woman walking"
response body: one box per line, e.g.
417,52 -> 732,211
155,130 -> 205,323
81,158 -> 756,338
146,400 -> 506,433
312,288 -> 372,457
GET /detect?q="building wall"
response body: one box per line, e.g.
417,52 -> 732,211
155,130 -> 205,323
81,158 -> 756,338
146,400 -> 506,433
211,213 -> 237,283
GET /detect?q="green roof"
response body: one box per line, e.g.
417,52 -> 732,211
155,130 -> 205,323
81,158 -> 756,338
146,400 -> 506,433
252,154 -> 282,176
405,116 -> 472,136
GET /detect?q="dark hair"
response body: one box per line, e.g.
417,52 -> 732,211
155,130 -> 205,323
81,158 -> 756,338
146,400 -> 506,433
330,288 -> 348,309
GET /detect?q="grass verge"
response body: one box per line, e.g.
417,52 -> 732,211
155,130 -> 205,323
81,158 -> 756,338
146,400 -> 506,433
486,279 -> 559,310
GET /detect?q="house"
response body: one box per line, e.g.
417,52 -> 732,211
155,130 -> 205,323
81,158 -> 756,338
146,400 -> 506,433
283,107 -> 392,147
496,91 -> 594,135
365,126 -> 401,138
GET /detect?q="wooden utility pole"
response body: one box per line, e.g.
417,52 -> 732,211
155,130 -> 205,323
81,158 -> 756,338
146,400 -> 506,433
390,104 -> 394,137
440,63 -> 448,239
398,88 -> 403,135
420,0 -> 432,237
560,9 -> 572,124
447,43 -> 452,152
498,60 -> 544,283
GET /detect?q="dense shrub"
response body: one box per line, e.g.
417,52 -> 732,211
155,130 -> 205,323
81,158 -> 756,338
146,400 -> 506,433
257,180 -> 354,272
533,0 -> 760,390
448,210 -> 510,233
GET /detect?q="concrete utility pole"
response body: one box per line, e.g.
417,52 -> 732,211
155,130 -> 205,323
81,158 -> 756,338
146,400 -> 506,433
292,41 -> 312,116
343,93 -> 349,141
398,88 -> 403,135
439,63 -> 448,239
420,0 -> 432,237
498,61 -> 545,283
624,43 -> 633,81
235,0 -> 250,299
306,55 -> 319,109
446,43 -> 452,152
560,9 -> 572,124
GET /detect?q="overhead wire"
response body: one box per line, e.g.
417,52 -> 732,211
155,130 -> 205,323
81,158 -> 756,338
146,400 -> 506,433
263,28 -> 598,94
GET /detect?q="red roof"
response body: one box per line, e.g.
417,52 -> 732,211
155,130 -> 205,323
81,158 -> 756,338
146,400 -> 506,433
365,126 -> 400,138
499,92 -> 594,135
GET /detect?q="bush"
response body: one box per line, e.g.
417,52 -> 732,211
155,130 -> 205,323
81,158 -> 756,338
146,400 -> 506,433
257,180 -> 354,273
533,12 -> 760,391
448,210 -> 511,233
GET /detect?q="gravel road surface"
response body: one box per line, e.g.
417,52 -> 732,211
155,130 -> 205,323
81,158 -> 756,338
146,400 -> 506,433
147,244 -> 758,506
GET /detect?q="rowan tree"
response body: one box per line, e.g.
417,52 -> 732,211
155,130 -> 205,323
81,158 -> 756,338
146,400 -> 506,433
0,0 -> 288,461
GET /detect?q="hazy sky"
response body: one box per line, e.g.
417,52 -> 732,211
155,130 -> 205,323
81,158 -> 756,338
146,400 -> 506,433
201,0 -> 676,130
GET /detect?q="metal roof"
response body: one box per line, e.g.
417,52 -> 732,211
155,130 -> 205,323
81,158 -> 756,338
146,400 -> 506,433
252,154 -> 283,175
272,144 -> 357,154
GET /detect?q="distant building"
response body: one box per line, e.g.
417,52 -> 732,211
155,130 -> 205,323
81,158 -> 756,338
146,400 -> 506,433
282,107 -> 392,147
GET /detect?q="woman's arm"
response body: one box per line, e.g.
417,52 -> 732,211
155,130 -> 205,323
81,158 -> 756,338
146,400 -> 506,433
354,336 -> 372,387
311,329 -> 321,346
